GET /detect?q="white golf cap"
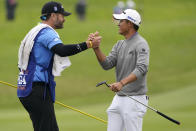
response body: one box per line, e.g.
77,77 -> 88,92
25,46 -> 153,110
113,9 -> 141,26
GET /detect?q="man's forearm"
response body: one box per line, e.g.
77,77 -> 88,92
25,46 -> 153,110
93,47 -> 106,62
51,43 -> 88,57
120,73 -> 137,86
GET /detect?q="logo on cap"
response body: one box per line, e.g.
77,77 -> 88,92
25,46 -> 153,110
54,6 -> 58,11
127,16 -> 136,22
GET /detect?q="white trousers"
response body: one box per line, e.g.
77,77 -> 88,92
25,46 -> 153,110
107,94 -> 148,131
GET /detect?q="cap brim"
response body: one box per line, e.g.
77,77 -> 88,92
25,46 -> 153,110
113,14 -> 126,20
63,11 -> 71,16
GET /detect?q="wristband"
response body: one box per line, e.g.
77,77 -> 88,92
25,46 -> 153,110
89,41 -> 93,48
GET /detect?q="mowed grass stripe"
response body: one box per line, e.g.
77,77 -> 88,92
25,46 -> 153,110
0,85 -> 195,130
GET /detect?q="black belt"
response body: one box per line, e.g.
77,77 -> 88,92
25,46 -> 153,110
32,82 -> 49,87
118,94 -> 149,100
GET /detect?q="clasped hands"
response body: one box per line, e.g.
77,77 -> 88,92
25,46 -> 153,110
86,31 -> 102,49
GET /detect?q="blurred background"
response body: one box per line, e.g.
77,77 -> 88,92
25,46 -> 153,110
0,0 -> 196,130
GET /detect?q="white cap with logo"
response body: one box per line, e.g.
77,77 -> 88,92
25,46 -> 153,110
113,9 -> 141,26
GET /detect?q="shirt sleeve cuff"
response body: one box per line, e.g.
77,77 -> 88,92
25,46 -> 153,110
132,68 -> 142,78
100,59 -> 107,66
99,59 -> 111,70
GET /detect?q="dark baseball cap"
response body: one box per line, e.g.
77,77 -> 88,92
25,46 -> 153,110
41,1 -> 71,16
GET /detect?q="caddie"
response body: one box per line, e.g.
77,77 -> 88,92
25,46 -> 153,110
17,1 -> 101,131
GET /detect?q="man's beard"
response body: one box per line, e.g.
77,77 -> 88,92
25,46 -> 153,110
54,22 -> 63,29
54,17 -> 64,29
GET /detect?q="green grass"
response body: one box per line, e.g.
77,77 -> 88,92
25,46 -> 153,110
0,0 -> 196,130
0,85 -> 196,131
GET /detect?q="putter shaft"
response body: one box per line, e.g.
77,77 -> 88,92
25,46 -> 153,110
97,81 -> 180,125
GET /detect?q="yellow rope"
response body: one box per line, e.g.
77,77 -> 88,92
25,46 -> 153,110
0,80 -> 107,124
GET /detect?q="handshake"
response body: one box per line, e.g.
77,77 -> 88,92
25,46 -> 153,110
86,31 -> 102,49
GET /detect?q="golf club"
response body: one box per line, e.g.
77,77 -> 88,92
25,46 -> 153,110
96,81 -> 180,125
0,80 -> 107,124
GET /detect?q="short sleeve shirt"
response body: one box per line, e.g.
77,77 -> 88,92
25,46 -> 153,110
32,27 -> 62,83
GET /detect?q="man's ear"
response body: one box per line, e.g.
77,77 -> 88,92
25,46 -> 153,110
128,21 -> 133,28
50,13 -> 57,21
50,13 -> 55,17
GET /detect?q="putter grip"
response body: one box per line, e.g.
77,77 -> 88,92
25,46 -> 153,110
157,111 -> 180,125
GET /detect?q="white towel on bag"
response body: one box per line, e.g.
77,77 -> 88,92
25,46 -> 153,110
18,23 -> 71,76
